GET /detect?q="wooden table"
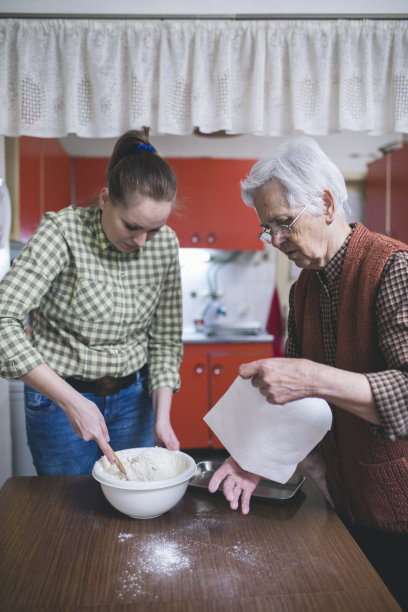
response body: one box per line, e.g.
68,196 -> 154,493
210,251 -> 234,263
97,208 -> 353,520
0,473 -> 401,611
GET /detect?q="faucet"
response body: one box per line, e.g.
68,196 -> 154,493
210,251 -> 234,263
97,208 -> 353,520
202,299 -> 227,327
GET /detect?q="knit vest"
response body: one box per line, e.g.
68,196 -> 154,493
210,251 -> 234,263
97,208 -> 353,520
294,223 -> 408,533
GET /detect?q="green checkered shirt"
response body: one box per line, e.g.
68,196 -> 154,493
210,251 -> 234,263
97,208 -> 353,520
0,204 -> 183,394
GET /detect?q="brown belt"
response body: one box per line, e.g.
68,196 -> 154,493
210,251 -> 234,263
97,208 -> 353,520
66,364 -> 148,397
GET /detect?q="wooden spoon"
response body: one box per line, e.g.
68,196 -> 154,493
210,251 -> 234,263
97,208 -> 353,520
107,444 -> 129,480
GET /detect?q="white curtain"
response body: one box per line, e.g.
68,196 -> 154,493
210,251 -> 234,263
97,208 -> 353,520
1,18 -> 407,137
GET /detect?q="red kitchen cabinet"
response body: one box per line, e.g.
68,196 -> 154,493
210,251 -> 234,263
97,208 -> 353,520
72,156 -> 262,250
171,346 -> 210,448
389,145 -> 408,244
19,137 -> 42,242
19,137 -> 72,241
365,155 -> 387,235
366,145 -> 408,244
172,341 -> 273,449
205,159 -> 261,250
165,158 -> 206,246
166,158 -> 262,250
74,157 -> 108,204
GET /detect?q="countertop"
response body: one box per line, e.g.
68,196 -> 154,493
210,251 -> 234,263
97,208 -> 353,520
0,471 -> 401,611
183,328 -> 274,344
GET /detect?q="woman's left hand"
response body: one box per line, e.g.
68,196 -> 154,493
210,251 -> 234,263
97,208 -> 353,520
152,386 -> 180,450
153,420 -> 180,451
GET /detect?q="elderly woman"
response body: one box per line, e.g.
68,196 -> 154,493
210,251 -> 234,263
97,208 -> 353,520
209,137 -> 408,610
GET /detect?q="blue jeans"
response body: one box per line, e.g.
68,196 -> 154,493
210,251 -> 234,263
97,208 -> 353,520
25,373 -> 154,475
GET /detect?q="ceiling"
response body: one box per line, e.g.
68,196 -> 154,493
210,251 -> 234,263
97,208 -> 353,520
1,0 -> 407,18
59,131 -> 405,181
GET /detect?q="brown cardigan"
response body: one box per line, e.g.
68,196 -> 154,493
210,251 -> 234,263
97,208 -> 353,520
294,223 -> 408,533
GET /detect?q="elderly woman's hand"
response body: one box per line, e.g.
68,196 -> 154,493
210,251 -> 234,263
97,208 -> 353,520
239,357 -> 316,405
208,457 -> 261,514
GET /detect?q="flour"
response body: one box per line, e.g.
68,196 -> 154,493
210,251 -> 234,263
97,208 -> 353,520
116,532 -> 192,600
98,447 -> 189,482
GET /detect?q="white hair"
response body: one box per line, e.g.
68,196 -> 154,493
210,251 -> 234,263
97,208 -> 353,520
241,136 -> 351,219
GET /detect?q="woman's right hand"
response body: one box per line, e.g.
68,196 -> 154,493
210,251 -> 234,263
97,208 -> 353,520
21,364 -> 114,463
62,394 -> 113,462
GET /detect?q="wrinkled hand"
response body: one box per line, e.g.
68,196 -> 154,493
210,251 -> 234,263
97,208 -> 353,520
208,457 -> 261,514
239,357 -> 314,405
64,395 -> 113,462
153,420 -> 180,451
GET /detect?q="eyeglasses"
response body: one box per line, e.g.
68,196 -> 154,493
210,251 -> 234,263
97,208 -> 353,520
258,201 -> 312,245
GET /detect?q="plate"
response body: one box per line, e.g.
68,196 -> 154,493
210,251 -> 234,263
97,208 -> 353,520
189,460 -> 306,502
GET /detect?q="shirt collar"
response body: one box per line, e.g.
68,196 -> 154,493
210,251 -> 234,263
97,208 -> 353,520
318,223 -> 356,285
89,205 -> 110,250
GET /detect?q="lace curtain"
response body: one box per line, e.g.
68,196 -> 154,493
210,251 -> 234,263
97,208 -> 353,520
1,18 -> 407,137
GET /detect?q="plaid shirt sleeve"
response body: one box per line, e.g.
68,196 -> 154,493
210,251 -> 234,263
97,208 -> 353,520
147,238 -> 183,394
366,251 -> 408,440
0,215 -> 70,378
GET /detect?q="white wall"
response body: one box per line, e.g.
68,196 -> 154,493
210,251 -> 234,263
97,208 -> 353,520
181,248 -> 276,332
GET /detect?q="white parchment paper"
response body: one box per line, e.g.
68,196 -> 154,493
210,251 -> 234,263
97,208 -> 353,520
204,376 -> 332,483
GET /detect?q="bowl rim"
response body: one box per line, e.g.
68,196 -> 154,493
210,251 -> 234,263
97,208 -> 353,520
92,447 -> 197,490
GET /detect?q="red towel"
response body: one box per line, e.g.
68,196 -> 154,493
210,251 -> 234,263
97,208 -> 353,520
266,287 -> 285,357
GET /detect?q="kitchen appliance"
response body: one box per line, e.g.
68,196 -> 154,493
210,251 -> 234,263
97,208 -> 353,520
0,178 -> 12,488
0,178 -> 11,273
203,320 -> 263,336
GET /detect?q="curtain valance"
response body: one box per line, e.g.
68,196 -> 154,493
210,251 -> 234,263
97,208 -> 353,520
1,18 -> 407,137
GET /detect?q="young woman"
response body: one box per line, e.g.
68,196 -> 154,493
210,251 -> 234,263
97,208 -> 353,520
0,130 -> 183,475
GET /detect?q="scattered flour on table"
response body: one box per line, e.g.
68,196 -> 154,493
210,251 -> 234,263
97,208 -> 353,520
116,532 -> 192,600
98,447 -> 189,481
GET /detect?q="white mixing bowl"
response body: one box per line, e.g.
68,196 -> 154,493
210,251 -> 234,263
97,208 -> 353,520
92,448 -> 197,519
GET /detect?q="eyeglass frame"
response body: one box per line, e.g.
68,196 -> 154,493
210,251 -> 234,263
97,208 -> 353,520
258,201 -> 312,244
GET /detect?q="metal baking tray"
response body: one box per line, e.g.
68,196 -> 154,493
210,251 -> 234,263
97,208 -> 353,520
189,460 -> 306,502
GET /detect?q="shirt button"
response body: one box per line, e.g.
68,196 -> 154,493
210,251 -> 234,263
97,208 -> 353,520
122,321 -> 127,325
120,272 -> 125,277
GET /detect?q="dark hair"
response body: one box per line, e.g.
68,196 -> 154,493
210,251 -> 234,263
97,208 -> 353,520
106,130 -> 177,206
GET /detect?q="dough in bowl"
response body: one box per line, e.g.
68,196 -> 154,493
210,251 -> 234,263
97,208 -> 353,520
97,447 -> 189,482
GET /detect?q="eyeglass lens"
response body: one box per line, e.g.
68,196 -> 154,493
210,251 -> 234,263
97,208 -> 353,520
258,225 -> 290,243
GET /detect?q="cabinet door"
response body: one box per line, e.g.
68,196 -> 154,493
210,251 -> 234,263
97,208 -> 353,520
209,344 -> 274,449
366,156 -> 387,235
42,139 -> 72,213
74,157 -> 108,205
19,137 -> 42,241
171,347 -> 210,448
19,137 -> 72,242
205,159 -> 262,250
390,146 -> 408,244
166,158 -> 206,247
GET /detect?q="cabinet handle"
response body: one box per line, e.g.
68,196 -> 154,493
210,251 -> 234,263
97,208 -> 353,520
212,364 -> 223,375
191,232 -> 202,244
194,363 -> 206,374
206,232 -> 217,244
